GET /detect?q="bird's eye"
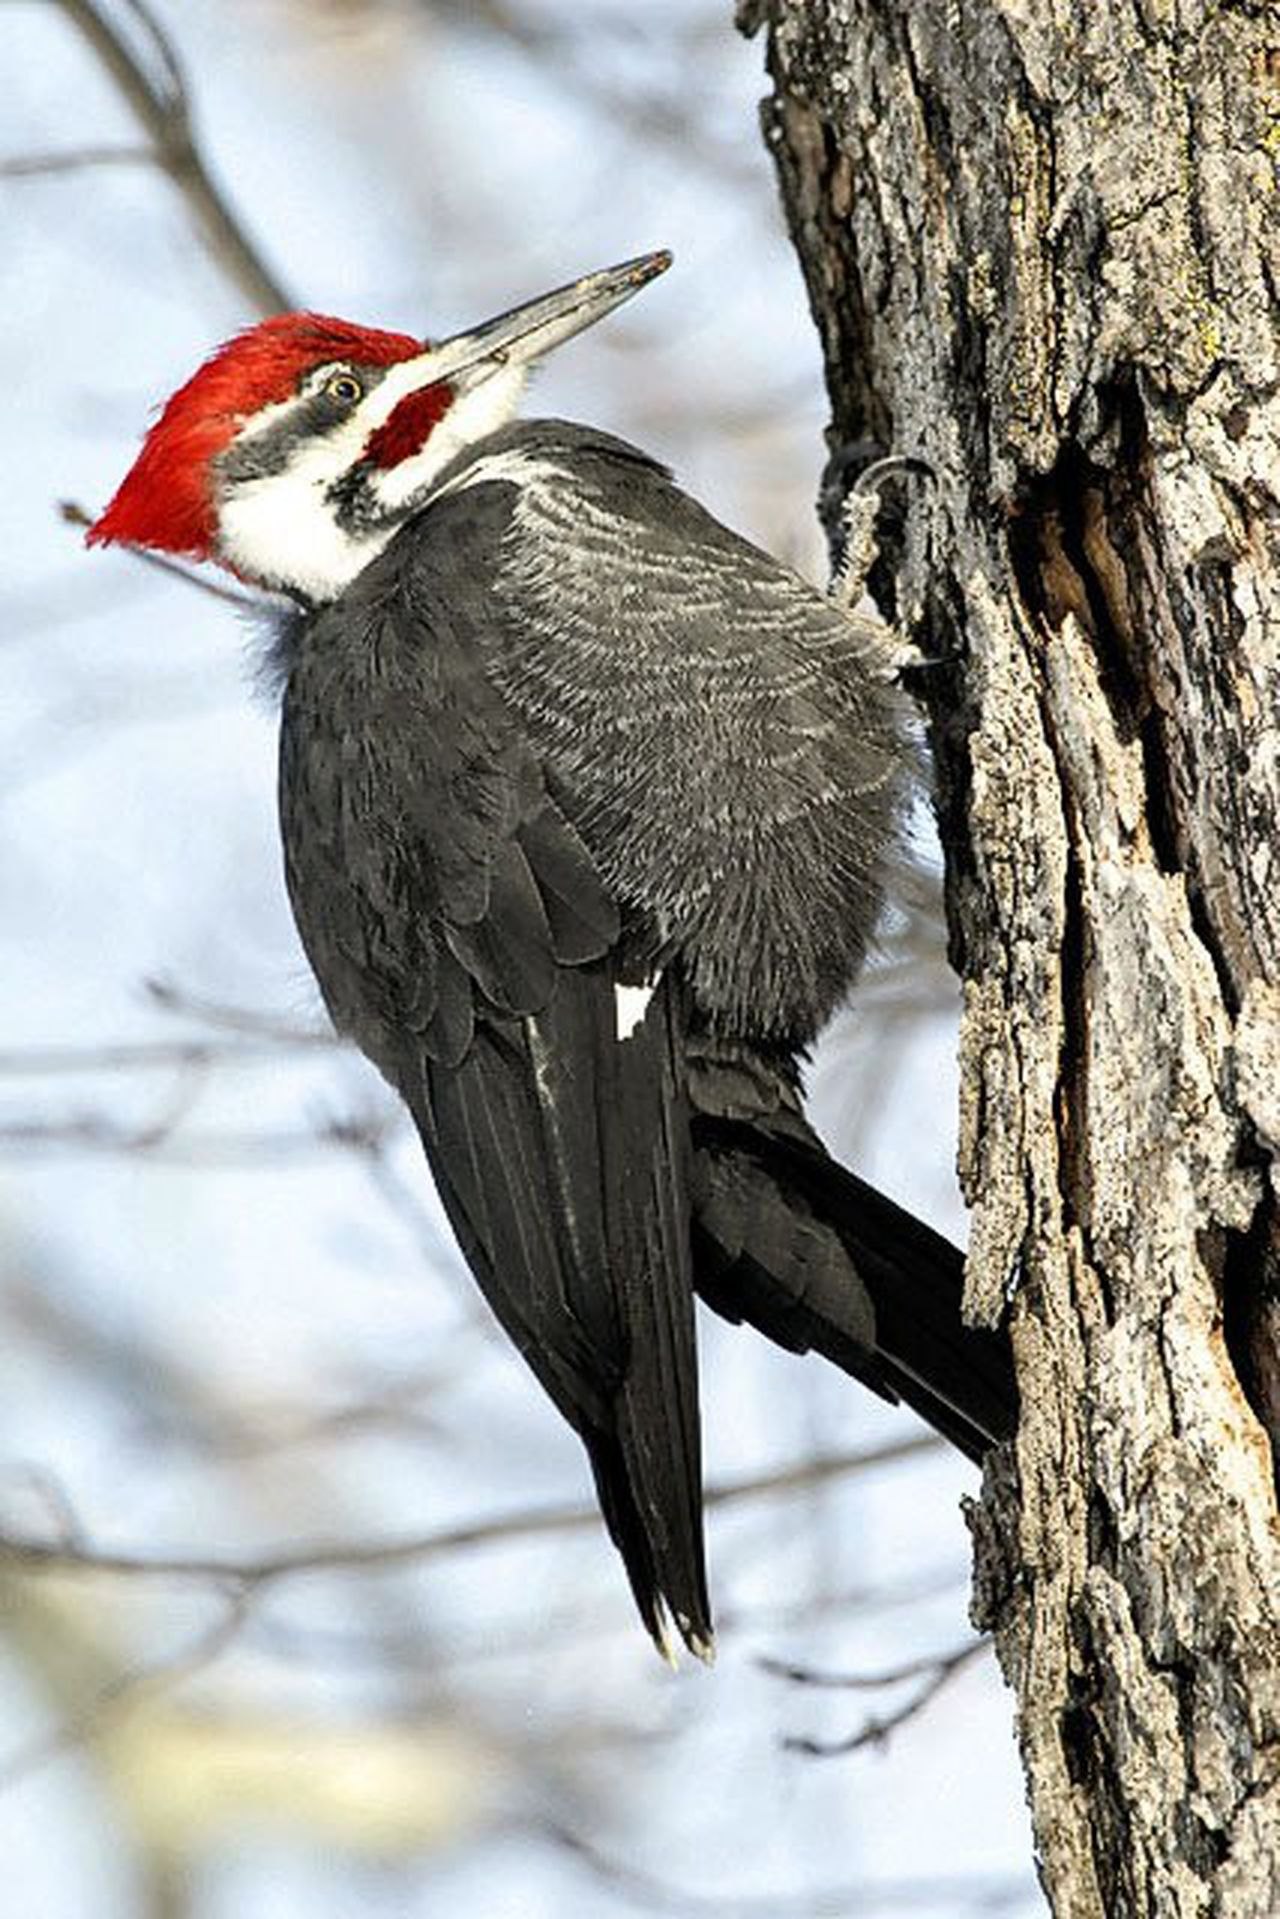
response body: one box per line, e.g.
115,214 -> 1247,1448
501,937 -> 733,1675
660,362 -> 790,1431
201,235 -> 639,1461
323,372 -> 363,405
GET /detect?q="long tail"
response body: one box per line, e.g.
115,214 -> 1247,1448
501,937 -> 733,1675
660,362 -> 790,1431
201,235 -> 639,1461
691,1112 -> 1016,1463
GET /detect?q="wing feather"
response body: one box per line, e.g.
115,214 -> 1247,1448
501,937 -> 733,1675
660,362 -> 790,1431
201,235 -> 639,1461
410,970 -> 710,1648
281,540 -> 710,1653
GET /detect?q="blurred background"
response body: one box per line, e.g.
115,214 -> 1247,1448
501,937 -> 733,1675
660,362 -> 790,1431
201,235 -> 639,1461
3,3 -> 1039,1914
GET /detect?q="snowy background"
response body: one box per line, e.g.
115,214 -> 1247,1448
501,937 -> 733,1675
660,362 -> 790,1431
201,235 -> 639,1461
3,3 -> 1039,1914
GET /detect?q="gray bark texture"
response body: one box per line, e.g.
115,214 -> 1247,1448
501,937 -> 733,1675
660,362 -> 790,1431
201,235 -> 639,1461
739,3 -> 1280,1913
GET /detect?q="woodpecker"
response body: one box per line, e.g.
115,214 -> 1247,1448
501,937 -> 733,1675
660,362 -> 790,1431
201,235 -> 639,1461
89,252 -> 1014,1660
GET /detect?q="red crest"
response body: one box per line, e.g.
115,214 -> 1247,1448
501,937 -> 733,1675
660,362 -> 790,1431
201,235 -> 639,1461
88,313 -> 423,559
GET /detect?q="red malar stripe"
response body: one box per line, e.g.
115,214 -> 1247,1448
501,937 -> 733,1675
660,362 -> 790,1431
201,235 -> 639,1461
363,384 -> 454,469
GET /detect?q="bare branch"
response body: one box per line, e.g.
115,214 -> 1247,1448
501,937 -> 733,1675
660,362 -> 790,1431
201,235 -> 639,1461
0,1587 -> 252,1790
60,500 -> 263,608
56,0 -> 291,314
759,1637 -> 983,1690
545,1816 -> 1030,1916
773,1640 -> 988,1759
144,977 -> 328,1041
0,144 -> 152,176
249,1557 -> 970,1674
0,976 -> 334,1078
0,1464 -> 91,1551
0,1434 -> 940,1589
0,1110 -> 394,1164
0,1034 -> 328,1077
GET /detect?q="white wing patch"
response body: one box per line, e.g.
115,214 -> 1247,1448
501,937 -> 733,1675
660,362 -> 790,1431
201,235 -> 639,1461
615,980 -> 656,1042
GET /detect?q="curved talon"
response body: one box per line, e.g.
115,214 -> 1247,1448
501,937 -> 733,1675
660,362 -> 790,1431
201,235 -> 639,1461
846,452 -> 935,497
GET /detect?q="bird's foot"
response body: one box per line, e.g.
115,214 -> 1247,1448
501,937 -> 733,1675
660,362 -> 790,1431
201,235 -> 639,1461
825,447 -> 934,615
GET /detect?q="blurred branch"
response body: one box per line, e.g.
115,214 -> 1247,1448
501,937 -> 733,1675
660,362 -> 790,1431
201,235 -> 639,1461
547,1817 -> 1030,1915
0,143 -> 152,176
59,500 -> 264,607
57,0 -> 292,314
0,1434 -> 939,1588
3,1273 -> 467,1486
0,1108 -> 394,1164
0,974 -> 335,1077
429,0 -> 755,183
0,1589 -> 252,1791
0,983 -> 387,1160
252,1553 -> 969,1674
355,1135 -> 493,1332
145,977 -> 328,1038
444,1557 -> 971,1672
1,1463 -> 91,1551
0,1033 -> 329,1076
769,1638 -> 988,1759
760,1638 -> 982,1690
706,1558 -> 969,1640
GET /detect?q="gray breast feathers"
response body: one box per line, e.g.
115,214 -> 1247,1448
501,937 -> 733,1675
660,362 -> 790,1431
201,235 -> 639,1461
447,424 -> 915,1041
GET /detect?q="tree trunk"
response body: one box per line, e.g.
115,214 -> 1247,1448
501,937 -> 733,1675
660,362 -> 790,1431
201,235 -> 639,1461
739,2 -> 1280,1911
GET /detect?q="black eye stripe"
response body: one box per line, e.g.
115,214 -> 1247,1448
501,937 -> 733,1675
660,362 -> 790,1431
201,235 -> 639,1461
220,364 -> 394,484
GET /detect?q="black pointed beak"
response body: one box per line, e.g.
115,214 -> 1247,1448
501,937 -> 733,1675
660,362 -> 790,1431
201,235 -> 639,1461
421,251 -> 671,383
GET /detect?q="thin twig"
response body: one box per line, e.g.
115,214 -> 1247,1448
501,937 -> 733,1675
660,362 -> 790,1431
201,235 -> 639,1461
0,1107 -> 399,1165
545,1815 -> 1031,1916
57,0 -> 291,314
760,1637 -> 984,1690
778,1639 -> 988,1758
60,501 -> 263,607
0,1034 -> 330,1077
0,1465 -> 91,1551
0,144 -> 152,177
0,1587 -> 252,1790
144,977 -> 327,1040
0,1435 -> 939,1589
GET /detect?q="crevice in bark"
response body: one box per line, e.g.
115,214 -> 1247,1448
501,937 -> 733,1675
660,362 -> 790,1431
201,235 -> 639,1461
1059,1692 -> 1100,1792
1005,440 -> 1146,742
917,581 -> 980,979
1184,866 -> 1244,1020
1222,1207 -> 1280,1490
965,1445 -> 1023,1632
1172,1787 -> 1228,1884
759,97 -> 888,457
1086,1484 -> 1118,1566
1137,715 -> 1188,883
1053,827 -> 1098,1282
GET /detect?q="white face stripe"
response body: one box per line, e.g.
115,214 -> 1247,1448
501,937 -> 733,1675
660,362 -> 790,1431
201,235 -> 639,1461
216,457 -> 386,602
228,351 -> 442,458
368,366 -> 527,512
213,359 -> 528,600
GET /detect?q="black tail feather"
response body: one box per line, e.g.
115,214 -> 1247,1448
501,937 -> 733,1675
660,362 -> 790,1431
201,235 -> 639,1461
692,1116 -> 1016,1463
410,970 -> 714,1663
586,1431 -> 671,1657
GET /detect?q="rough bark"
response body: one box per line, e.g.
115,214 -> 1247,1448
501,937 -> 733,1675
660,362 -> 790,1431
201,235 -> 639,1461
740,3 -> 1280,1912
